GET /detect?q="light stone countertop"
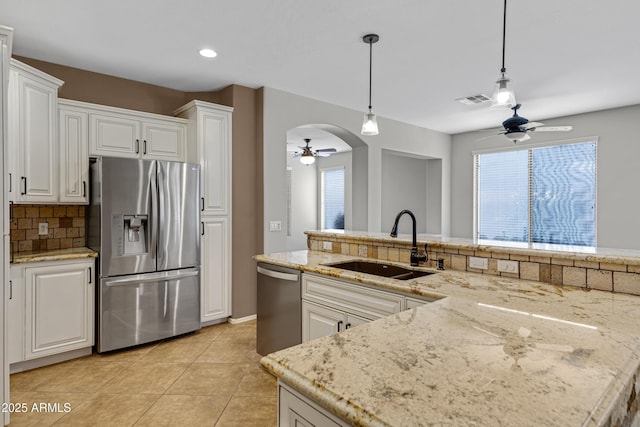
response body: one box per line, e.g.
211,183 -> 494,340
257,250 -> 640,427
11,247 -> 98,264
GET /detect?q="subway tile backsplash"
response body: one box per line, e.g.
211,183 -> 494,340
10,204 -> 86,253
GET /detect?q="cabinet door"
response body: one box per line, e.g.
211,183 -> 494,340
8,266 -> 24,364
24,261 -> 94,359
89,113 -> 141,158
302,301 -> 345,342
405,296 -> 428,310
198,108 -> 231,216
201,217 -> 231,323
345,313 -> 369,331
142,120 -> 185,161
11,71 -> 59,202
59,107 -> 88,203
279,382 -> 344,427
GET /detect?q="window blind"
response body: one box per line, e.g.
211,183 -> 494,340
475,140 -> 597,246
321,168 -> 345,230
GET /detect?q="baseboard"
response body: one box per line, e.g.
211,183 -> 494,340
10,347 -> 92,374
228,314 -> 257,324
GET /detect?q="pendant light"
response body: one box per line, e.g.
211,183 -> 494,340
490,0 -> 516,110
361,33 -> 380,136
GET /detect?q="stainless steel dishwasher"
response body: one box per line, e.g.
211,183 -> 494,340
256,263 -> 302,355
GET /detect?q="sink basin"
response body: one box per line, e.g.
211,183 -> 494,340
326,261 -> 434,281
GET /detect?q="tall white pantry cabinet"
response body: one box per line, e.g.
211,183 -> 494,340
175,101 -> 233,324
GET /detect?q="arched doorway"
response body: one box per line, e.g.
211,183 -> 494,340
285,124 -> 368,251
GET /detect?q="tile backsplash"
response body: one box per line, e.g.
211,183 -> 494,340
10,204 -> 86,253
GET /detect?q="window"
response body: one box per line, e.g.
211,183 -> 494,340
475,140 -> 597,246
320,168 -> 345,230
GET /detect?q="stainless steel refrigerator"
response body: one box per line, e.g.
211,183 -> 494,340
88,157 -> 201,352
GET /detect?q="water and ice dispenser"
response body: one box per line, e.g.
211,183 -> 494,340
111,214 -> 149,256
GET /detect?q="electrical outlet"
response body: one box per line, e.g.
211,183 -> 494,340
322,241 -> 332,251
468,256 -> 488,270
497,259 -> 519,274
38,222 -> 48,235
269,221 -> 282,232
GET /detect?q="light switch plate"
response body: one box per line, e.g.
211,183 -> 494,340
38,222 -> 48,235
269,221 -> 282,232
497,259 -> 519,274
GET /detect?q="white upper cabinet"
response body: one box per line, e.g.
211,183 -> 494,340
84,102 -> 187,161
90,112 -> 141,158
174,100 -> 232,216
58,102 -> 89,203
8,59 -> 63,203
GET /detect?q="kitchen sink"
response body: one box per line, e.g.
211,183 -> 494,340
326,261 -> 435,280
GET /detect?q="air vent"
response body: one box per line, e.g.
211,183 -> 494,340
455,94 -> 491,105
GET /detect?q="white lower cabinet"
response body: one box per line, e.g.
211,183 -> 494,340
200,216 -> 231,323
8,266 -> 24,364
279,381 -> 348,427
9,259 -> 94,366
301,273 -> 433,343
302,301 -> 369,342
301,274 -> 403,343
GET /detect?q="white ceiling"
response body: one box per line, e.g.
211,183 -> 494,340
2,0 -> 639,134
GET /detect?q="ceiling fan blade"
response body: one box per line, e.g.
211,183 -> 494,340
522,121 -> 544,130
292,153 -> 301,158
316,148 -> 337,153
316,152 -> 332,157
475,132 -> 505,142
531,126 -> 573,132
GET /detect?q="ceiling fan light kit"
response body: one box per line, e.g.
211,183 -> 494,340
294,138 -> 337,165
489,0 -> 517,110
300,154 -> 316,165
361,33 -> 380,136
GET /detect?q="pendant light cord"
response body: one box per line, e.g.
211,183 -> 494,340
501,0 -> 507,73
368,39 -> 373,111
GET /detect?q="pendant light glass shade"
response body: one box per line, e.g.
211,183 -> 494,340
490,71 -> 516,110
300,154 -> 315,165
361,110 -> 379,135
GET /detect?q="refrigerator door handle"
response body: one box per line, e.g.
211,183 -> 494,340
103,269 -> 199,287
156,161 -> 165,269
149,161 -> 159,267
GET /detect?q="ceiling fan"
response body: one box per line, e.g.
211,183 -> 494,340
478,104 -> 573,143
293,138 -> 337,165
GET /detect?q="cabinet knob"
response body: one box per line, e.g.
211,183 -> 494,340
21,176 -> 27,195
143,140 -> 147,155
345,323 -> 352,330
135,139 -> 140,154
82,181 -> 87,198
337,320 -> 343,332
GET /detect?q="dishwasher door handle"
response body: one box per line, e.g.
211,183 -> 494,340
257,266 -> 299,282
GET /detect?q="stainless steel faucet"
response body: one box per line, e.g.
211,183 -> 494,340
390,209 -> 427,266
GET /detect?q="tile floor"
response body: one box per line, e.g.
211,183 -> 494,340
8,320 -> 278,426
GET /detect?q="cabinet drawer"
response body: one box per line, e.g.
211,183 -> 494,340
302,274 -> 402,319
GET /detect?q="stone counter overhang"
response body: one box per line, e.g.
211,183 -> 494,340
10,247 -> 98,264
257,249 -> 640,427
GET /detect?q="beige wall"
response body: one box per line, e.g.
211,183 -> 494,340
16,56 -> 262,318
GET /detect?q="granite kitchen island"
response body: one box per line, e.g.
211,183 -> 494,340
257,249 -> 640,427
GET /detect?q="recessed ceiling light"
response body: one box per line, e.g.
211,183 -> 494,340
199,48 -> 217,58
